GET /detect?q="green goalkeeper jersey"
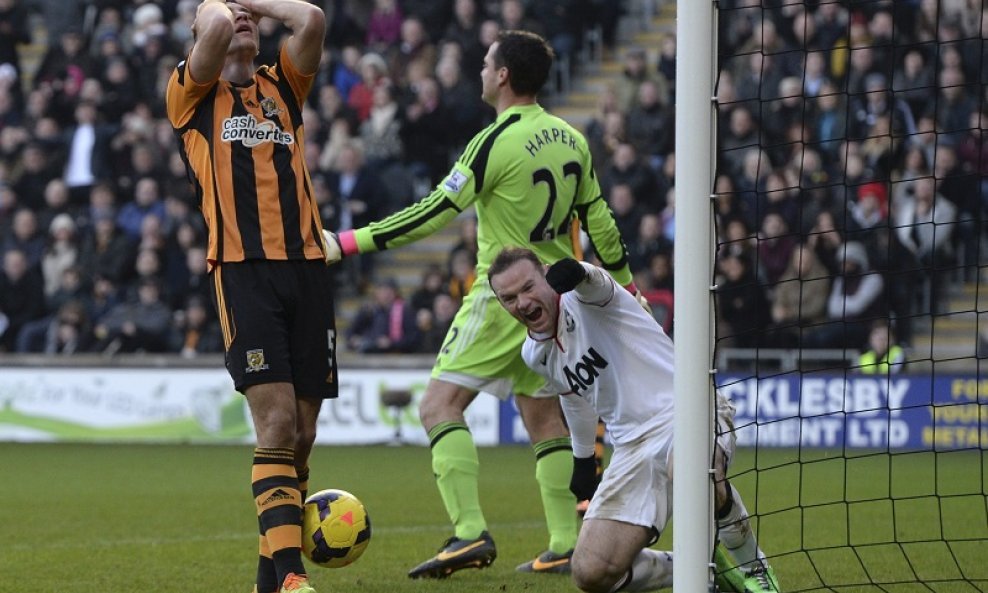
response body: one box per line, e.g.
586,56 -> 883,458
345,103 -> 633,285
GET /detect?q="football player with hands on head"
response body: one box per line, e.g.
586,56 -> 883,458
325,30 -> 644,579
488,247 -> 782,593
166,2 -> 336,593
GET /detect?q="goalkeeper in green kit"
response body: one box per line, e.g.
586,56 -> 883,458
323,30 -> 645,579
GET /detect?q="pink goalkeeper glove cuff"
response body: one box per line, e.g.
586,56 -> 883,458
338,230 -> 359,256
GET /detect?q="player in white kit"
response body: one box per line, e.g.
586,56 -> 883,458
487,247 -> 781,593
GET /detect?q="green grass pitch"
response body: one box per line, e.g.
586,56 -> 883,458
1,443 -> 985,593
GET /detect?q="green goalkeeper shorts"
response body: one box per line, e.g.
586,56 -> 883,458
432,278 -> 550,399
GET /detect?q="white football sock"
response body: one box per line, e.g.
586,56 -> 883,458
609,549 -> 674,592
717,483 -> 766,572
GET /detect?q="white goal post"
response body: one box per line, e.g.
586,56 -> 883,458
673,0 -> 718,591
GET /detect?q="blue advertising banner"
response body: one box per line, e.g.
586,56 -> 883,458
498,375 -> 988,449
717,374 -> 987,450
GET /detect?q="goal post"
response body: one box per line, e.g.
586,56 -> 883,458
673,0 -> 719,591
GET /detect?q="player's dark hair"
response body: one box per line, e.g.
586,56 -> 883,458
488,247 -> 543,285
494,30 -> 554,97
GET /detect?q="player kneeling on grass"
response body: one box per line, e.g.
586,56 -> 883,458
488,247 -> 782,593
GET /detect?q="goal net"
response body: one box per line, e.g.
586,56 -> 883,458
711,1 -> 987,591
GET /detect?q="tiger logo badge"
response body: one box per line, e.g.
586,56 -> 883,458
246,349 -> 270,373
260,97 -> 283,117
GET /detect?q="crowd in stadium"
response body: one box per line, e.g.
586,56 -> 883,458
0,0 -> 984,358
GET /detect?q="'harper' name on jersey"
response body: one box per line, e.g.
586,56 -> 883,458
523,127 -> 579,157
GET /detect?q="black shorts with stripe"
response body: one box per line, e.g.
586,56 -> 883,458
211,259 -> 338,399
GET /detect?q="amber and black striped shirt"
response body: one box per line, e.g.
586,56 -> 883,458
166,45 -> 325,267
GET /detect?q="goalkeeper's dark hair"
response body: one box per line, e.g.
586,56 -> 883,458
488,247 -> 543,285
494,30 -> 554,97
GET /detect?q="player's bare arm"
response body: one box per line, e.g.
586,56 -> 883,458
236,0 -> 325,74
187,0 -> 236,84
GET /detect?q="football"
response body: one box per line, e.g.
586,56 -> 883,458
301,488 -> 371,568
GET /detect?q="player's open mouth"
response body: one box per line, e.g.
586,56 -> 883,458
236,24 -> 252,34
524,308 -> 542,323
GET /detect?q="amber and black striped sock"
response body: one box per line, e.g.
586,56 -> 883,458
594,419 -> 607,477
297,465 -> 310,503
255,535 -> 276,593
252,447 -> 305,587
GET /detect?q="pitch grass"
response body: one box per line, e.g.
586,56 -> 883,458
2,444 -> 985,593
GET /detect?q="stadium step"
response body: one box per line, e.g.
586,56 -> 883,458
905,281 -> 984,371
550,7 -> 675,131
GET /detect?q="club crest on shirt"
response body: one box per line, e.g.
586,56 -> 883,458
443,169 -> 469,194
564,310 -> 575,332
246,349 -> 270,373
260,96 -> 283,117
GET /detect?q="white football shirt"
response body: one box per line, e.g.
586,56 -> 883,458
521,263 -> 676,455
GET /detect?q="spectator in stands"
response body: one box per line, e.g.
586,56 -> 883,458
628,212 -> 672,274
765,244 -> 831,348
934,145 -> 980,274
849,181 -> 889,230
806,241 -> 887,350
716,251 -> 770,348
719,106 -> 759,182
60,99 -> 118,205
346,278 -> 420,353
99,56 -> 139,118
849,72 -> 916,142
893,175 -> 956,314
169,294 -> 223,358
366,0 -> 403,54
401,0 -> 453,43
657,34 -> 676,97
587,110 -> 626,172
809,79 -> 846,165
615,46 -> 665,113
116,176 -> 166,241
401,77 -> 450,186
76,209 -> 133,284
435,57 -> 489,150
332,45 -> 363,103
410,265 -> 448,314
447,248 -> 476,303
756,211 -> 798,286
759,170 -> 799,232
599,143 -> 660,209
0,248 -> 44,351
893,49 -> 934,121
11,142 -> 53,211
0,0 -> 30,105
448,215 -> 478,272
388,16 -> 437,89
530,0 -> 583,64
92,276 -> 171,354
498,0 -> 544,39
40,213 -> 79,298
37,178 -> 76,233
360,83 -> 403,171
857,321 -> 905,374
348,52 -> 390,122
806,209 -> 844,276
605,183 -> 642,247
934,67 -> 978,146
34,26 -> 92,118
2,207 -> 44,267
41,299 -> 92,354
444,0 -> 484,76
416,292 -> 458,354
625,79 -> 671,166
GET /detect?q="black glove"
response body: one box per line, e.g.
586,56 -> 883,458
546,258 -> 586,294
570,455 -> 600,501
